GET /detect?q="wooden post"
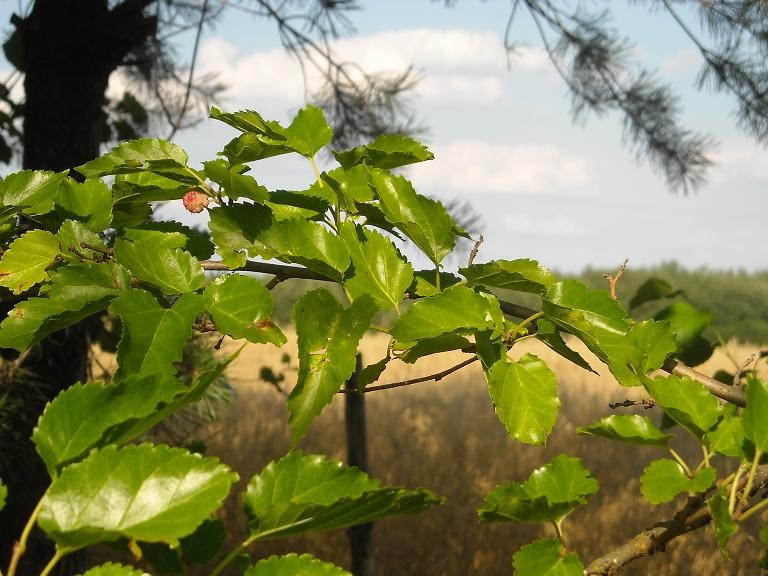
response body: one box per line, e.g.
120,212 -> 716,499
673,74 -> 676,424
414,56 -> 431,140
345,354 -> 373,576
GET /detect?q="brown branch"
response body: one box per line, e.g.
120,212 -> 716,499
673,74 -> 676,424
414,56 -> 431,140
339,356 -> 478,394
603,258 -> 629,301
200,260 -> 330,281
586,465 -> 768,575
664,359 -> 746,407
467,235 -> 484,267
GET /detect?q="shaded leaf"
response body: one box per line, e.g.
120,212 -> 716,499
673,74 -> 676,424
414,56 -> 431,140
79,563 -> 149,576
0,229 -> 60,294
245,554 -> 351,576
0,479 -> 5,511
76,138 -> 193,183
39,444 -> 237,549
535,319 -> 595,374
640,459 -> 716,504
340,221 -> 413,310
708,491 -> 738,558
706,415 -> 749,458
486,355 -> 560,445
629,277 -> 682,310
208,203 -> 274,269
113,238 -> 205,294
479,455 -> 597,523
744,378 -> 768,453
289,290 -> 376,442
644,375 -> 723,438
204,274 -> 286,345
512,539 -> 584,576
180,518 -> 226,565
333,134 -> 433,170
397,333 -> 472,364
123,222 -> 215,261
461,259 -> 556,295
577,415 -> 672,447
55,179 -> 112,232
407,270 -> 461,298
110,290 -> 204,380
0,169 -> 67,214
243,452 -> 441,540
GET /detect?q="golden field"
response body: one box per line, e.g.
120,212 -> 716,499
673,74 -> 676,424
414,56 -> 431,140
190,333 -> 768,576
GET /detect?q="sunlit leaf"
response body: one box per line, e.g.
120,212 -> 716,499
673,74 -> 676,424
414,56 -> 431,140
113,238 -> 205,294
79,563 -> 149,576
208,203 -> 274,268
708,490 -> 738,558
744,378 -> 768,453
640,459 -> 716,504
333,134 -> 433,170
461,259 -> 556,295
512,539 -> 584,576
644,375 -> 723,438
577,415 -> 672,447
39,444 -> 237,549
0,169 -> 67,214
0,229 -> 60,294
55,179 -> 112,232
76,138 -> 194,183
246,554 -> 350,576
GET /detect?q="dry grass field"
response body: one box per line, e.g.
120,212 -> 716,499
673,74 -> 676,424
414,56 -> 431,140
189,333 -> 767,576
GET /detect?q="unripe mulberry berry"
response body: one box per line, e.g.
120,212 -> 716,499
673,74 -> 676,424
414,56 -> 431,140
182,189 -> 209,213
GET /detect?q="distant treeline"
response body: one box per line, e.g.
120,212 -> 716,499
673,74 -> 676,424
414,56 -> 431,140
265,262 -> 768,345
575,262 -> 768,345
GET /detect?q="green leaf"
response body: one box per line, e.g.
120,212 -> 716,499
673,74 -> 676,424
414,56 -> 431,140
113,238 -> 205,294
644,375 -> 723,438
204,159 -> 269,204
577,415 -> 672,447
744,378 -> 768,453
123,221 -> 215,260
340,221 -> 413,310
180,518 -> 226,565
708,491 -> 738,558
208,204 -> 274,268
39,444 -> 237,549
204,274 -> 286,346
322,165 -> 375,209
391,285 -> 504,343
55,179 -> 112,231
57,219 -> 106,262
333,134 -> 433,170
259,219 -> 350,281
640,459 -> 716,504
654,301 -> 714,365
33,375 -> 185,477
397,333 -> 472,364
110,290 -> 204,380
534,319 -> 596,374
512,539 -> 584,576
280,105 -> 332,158
0,169 -> 67,214
706,415 -> 749,458
245,554 -> 352,576
0,479 -> 6,511
268,188 -> 331,221
632,320 -> 678,373
76,138 -> 193,182
479,455 -> 598,523
219,132 -> 290,164
0,263 -> 131,351
289,290 -> 377,442
79,563 -> 148,576
0,229 -> 60,294
357,357 -> 390,392
243,452 -> 441,540
486,354 -> 560,445
369,169 -> 455,265
461,259 -> 556,295
408,270 -> 461,298
629,277 -> 682,310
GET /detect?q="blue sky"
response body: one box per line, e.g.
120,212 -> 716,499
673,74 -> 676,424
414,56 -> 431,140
3,1 -> 766,273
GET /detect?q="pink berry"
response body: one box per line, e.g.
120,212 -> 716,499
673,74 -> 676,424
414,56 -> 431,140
182,189 -> 209,213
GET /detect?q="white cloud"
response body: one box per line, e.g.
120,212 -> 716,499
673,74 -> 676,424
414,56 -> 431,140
710,140 -> 768,182
503,213 -> 586,237
660,48 -> 700,78
409,139 -> 592,196
197,28 -> 549,106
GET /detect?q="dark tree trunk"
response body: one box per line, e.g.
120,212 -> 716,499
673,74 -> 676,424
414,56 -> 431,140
0,2 -> 156,573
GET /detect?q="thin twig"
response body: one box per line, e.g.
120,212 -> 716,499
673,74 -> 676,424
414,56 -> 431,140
603,258 -> 629,301
467,235 -> 484,267
733,354 -> 756,387
339,357 -> 478,394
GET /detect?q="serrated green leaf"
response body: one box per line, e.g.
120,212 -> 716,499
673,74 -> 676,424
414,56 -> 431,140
280,105 -> 332,158
204,159 -> 269,203
397,333 -> 472,364
340,221 -> 413,310
479,455 -> 597,523
640,459 -> 716,504
39,444 -> 237,549
744,378 -> 768,453
708,491 -> 738,558
246,554 -> 351,576
333,134 -> 433,170
243,452 -> 441,540
0,169 -> 67,214
655,301 -> 714,365
322,165 -> 375,209
260,219 -> 349,280
79,563 -> 149,576
55,179 -> 112,231
0,263 -> 131,351
219,132 -> 290,164
57,219 -> 106,262
289,291 -> 377,442
391,285 -> 504,343
112,201 -> 153,229
33,375 -> 185,477
534,319 -> 596,374
369,169 -> 455,265
644,375 -> 723,438
357,357 -> 390,392
0,229 -> 60,294
512,539 -> 584,576
461,259 -> 556,295
577,415 -> 672,446
268,188 -> 331,221
208,204 -> 274,268
110,290 -> 204,380
76,138 -> 193,182
706,415 -> 749,458
204,274 -> 286,345
629,277 -> 683,310
486,354 -> 560,444
122,221 -> 215,261
407,270 -> 461,298
113,238 -> 205,294
632,320 -> 678,372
